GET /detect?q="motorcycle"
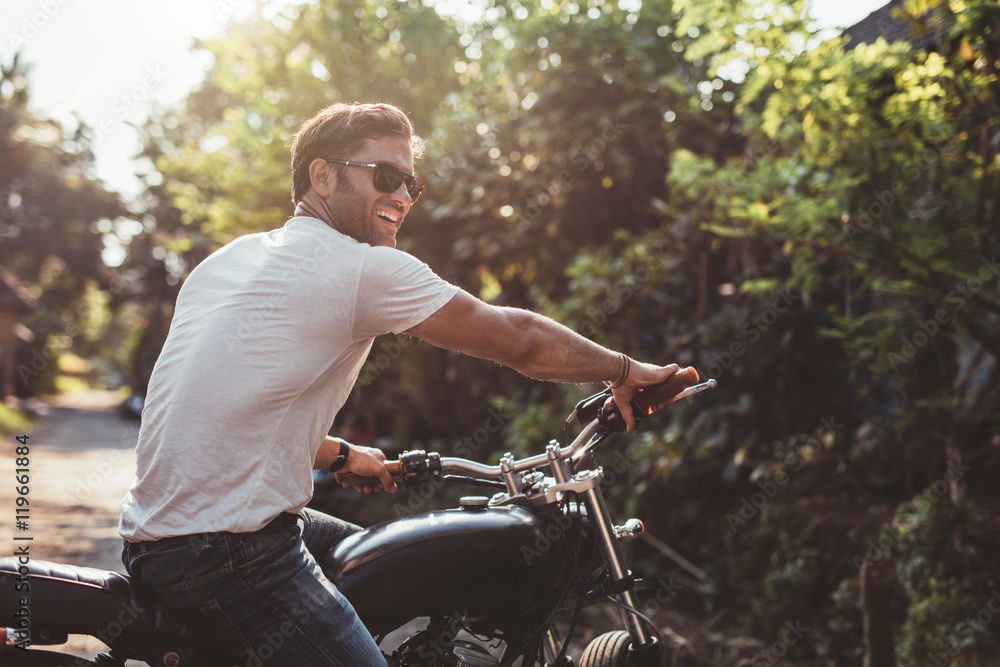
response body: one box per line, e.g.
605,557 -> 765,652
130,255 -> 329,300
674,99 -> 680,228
1,368 -> 716,667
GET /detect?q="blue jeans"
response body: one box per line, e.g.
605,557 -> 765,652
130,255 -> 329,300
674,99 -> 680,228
122,508 -> 387,667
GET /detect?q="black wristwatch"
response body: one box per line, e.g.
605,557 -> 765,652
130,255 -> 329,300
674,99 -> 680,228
327,439 -> 350,473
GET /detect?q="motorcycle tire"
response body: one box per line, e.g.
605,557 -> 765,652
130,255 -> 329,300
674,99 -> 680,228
578,631 -> 634,667
1,650 -> 100,666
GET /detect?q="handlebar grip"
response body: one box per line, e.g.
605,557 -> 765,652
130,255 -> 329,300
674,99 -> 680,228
335,460 -> 404,487
632,366 -> 700,416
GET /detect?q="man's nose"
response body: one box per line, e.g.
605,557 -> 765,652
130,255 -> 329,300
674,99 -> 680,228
387,181 -> 412,207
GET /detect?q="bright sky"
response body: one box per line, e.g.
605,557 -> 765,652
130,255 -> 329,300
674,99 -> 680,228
1,0 -> 889,200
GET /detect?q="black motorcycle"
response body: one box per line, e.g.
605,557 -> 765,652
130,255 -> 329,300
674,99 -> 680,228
1,369 -> 715,667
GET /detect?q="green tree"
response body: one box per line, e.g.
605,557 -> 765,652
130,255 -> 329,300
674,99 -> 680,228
655,0 -> 1000,662
0,54 -> 125,395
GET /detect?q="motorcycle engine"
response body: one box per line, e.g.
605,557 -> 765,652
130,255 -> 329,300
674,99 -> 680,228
451,640 -> 500,666
390,618 -> 502,667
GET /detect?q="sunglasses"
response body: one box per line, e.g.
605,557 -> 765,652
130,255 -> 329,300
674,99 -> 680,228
324,159 -> 424,203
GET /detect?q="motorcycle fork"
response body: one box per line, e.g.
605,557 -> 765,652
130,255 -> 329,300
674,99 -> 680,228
580,486 -> 654,651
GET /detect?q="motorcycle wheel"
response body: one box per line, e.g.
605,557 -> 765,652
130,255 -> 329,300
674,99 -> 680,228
1,650 -> 100,666
578,631 -> 634,667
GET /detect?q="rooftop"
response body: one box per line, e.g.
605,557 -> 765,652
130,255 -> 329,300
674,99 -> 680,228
843,0 -> 954,50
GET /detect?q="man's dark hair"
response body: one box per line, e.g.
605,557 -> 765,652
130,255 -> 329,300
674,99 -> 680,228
290,103 -> 423,204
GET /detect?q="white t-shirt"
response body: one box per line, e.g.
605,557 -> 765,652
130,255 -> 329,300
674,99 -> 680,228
119,216 -> 459,541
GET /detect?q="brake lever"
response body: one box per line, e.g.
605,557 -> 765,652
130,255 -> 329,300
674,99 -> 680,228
573,387 -> 614,425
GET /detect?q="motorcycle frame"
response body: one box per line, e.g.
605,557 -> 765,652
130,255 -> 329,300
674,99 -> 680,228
414,380 -> 720,665
425,415 -> 664,664
355,414 -> 661,665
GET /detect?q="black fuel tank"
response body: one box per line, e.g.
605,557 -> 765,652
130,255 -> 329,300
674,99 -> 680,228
330,504 -> 567,619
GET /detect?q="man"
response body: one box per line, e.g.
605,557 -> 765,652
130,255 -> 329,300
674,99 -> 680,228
119,102 -> 678,666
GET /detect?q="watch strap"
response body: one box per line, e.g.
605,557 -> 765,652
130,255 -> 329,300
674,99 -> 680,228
327,439 -> 350,473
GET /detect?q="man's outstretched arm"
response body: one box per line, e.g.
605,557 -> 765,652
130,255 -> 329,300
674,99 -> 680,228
407,290 -> 678,431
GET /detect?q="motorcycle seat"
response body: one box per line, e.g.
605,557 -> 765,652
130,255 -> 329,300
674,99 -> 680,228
0,557 -> 208,653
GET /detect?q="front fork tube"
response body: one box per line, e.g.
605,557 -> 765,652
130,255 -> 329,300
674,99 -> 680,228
543,627 -> 560,663
580,486 -> 653,650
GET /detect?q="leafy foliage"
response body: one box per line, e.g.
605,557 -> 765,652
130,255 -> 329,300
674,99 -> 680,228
24,0 -> 993,662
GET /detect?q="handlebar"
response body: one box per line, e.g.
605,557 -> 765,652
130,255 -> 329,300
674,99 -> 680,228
633,366 -> 700,415
335,367 -> 715,488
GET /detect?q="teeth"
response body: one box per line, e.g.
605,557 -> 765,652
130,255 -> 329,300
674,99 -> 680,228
376,211 -> 399,223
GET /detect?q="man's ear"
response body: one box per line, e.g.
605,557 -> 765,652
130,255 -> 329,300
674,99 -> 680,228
308,158 -> 336,197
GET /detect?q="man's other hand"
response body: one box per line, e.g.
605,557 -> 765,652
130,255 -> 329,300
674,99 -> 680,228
344,444 -> 398,494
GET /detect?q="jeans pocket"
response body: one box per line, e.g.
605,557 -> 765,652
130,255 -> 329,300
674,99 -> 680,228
129,537 -> 235,593
238,524 -> 301,569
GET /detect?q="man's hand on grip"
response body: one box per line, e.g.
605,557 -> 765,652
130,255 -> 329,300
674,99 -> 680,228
344,444 -> 398,494
611,362 -> 680,432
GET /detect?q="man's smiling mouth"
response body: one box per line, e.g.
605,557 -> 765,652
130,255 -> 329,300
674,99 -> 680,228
376,210 -> 400,224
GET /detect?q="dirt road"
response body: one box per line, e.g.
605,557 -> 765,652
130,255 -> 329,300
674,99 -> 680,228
1,390 -> 141,662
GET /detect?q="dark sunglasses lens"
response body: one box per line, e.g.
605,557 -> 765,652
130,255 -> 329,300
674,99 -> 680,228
374,165 -> 404,193
374,165 -> 422,202
408,176 -> 423,201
